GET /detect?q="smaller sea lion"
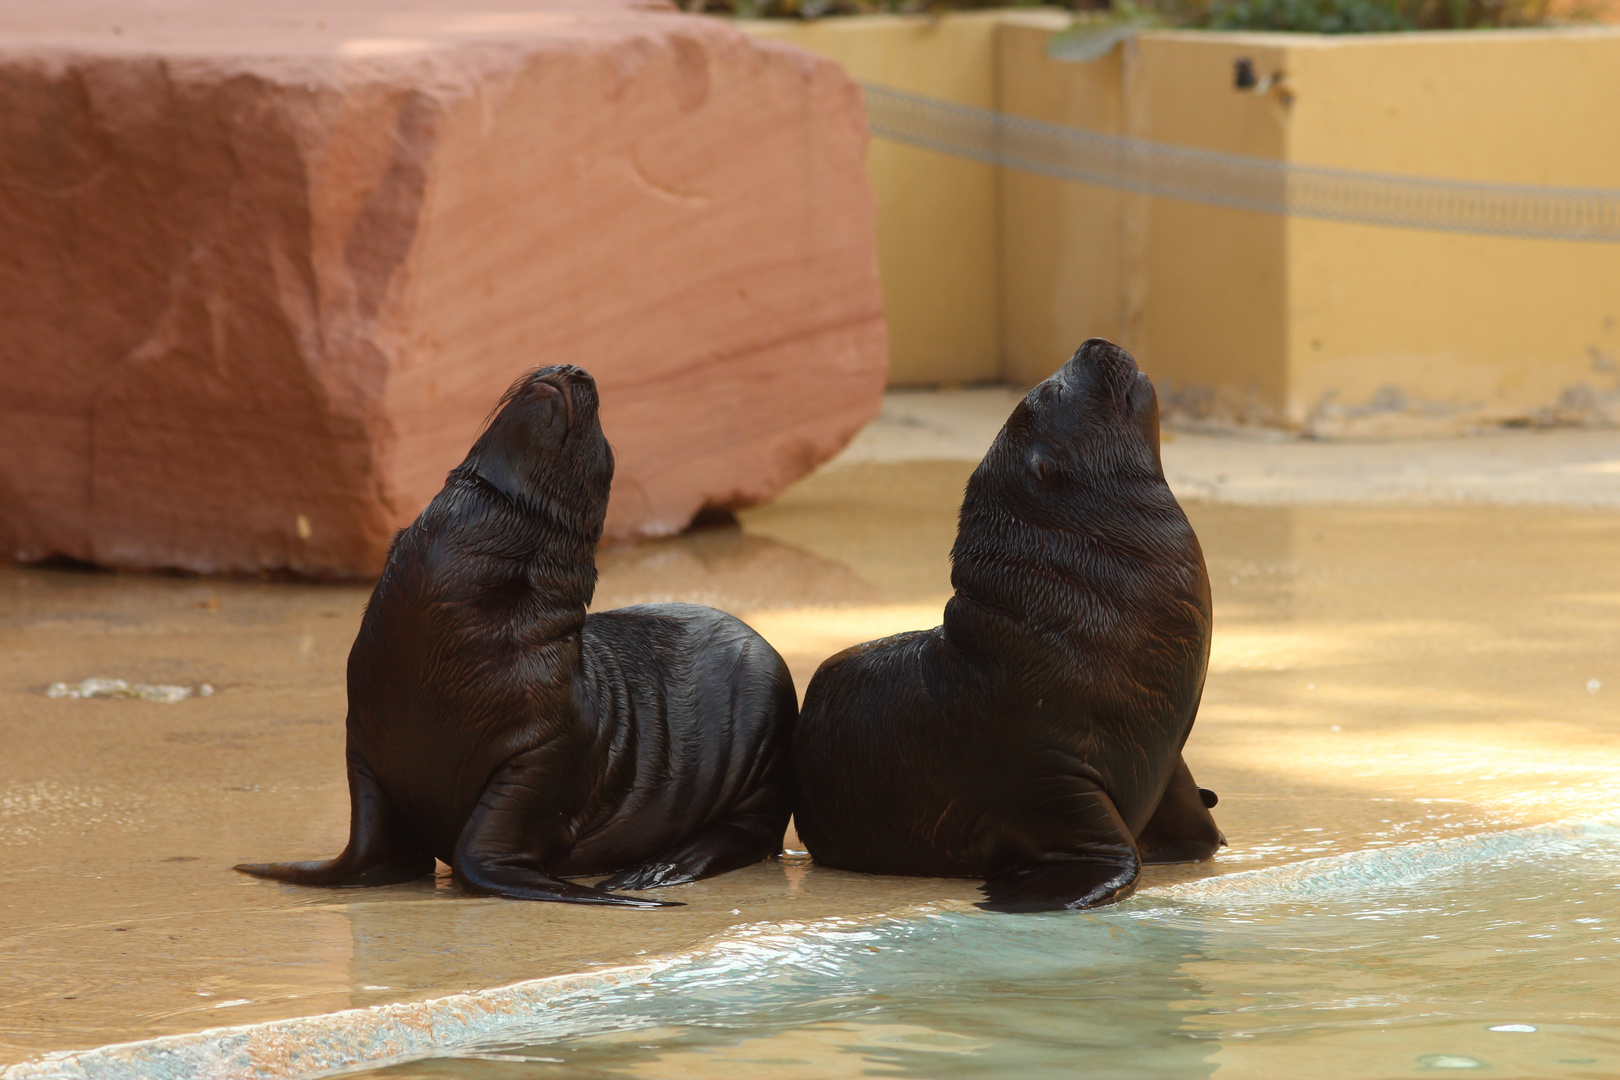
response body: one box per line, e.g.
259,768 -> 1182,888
793,339 -> 1224,913
237,365 -> 797,907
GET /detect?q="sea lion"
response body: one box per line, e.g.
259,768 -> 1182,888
237,365 -> 797,908
793,339 -> 1223,913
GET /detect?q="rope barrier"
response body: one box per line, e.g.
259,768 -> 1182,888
861,82 -> 1620,244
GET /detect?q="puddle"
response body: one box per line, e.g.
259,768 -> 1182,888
45,677 -> 213,703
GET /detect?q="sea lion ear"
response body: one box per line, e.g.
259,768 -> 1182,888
1026,450 -> 1051,483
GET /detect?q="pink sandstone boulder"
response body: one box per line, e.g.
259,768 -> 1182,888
0,0 -> 886,577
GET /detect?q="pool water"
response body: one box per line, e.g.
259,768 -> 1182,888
356,825 -> 1619,1080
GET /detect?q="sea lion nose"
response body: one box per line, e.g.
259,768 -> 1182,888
547,365 -> 597,396
1068,338 -> 1136,373
1067,339 -> 1110,368
1061,339 -> 1141,405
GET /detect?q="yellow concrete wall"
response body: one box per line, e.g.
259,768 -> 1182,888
995,13 -> 1127,387
752,14 -> 1620,432
998,24 -> 1295,411
1271,30 -> 1620,431
745,13 -> 1005,385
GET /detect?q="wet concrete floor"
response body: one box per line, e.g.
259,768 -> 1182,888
2,460 -> 1618,1065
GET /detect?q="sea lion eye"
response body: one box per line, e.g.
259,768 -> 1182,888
1026,450 -> 1051,483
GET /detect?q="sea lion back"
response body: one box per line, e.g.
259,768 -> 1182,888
794,628 -> 970,875
568,602 -> 797,873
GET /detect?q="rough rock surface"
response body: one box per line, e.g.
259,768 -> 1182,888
0,0 -> 886,576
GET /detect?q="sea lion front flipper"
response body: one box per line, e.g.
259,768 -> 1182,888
977,780 -> 1141,913
598,813 -> 786,892
235,751 -> 433,887
453,747 -> 682,909
1135,755 -> 1226,865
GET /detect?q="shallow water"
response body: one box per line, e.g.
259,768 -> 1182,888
361,826 -> 1620,1080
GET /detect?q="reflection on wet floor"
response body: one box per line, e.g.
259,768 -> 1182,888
2,460 -> 1617,1064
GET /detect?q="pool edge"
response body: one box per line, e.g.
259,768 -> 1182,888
0,905 -> 953,1080
0,963 -> 667,1080
8,826 -> 1615,1080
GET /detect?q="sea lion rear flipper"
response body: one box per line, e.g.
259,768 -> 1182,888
598,812 -> 787,892
1135,755 -> 1226,865
977,781 -> 1141,913
456,857 -> 677,907
235,751 -> 433,887
453,747 -> 682,909
980,857 -> 1140,914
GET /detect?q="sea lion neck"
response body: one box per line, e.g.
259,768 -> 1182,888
941,464 -> 1202,672
420,468 -> 604,621
942,530 -> 1108,643
455,461 -> 607,553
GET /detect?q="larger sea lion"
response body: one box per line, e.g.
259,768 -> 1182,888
237,365 -> 797,908
793,339 -> 1223,913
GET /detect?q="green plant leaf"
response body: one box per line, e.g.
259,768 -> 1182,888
1048,12 -> 1161,62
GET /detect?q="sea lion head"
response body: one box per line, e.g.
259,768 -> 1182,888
467,364 -> 614,536
990,338 -> 1163,502
948,341 -> 1201,673
952,338 -> 1175,607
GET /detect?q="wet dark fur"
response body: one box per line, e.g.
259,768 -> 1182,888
237,365 -> 797,908
793,339 -> 1224,913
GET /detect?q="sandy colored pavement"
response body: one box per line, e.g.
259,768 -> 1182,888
848,385 -> 1620,509
3,392 -> 1618,1066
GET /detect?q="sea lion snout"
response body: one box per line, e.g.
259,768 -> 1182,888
526,365 -> 600,434
1052,339 -> 1163,474
1003,339 -> 1160,482
1066,336 -> 1136,371
503,365 -> 604,442
529,379 -> 573,434
1059,338 -> 1144,409
470,365 -> 613,515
